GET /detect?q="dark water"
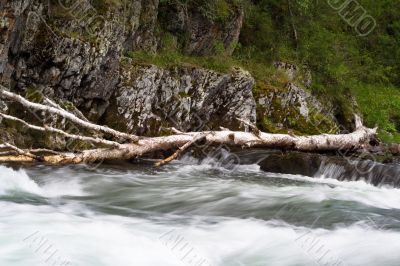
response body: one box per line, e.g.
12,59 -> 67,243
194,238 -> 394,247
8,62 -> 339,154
1,154 -> 400,266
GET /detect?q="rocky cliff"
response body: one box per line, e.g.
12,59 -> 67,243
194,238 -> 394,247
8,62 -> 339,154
0,0 -> 343,149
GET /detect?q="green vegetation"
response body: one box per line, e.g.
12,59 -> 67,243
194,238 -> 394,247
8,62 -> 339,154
352,83 -> 400,143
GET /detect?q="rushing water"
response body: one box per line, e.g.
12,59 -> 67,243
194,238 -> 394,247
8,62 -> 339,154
1,153 -> 400,266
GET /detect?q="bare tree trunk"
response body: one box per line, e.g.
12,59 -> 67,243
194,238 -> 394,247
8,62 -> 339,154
0,87 -> 378,165
0,127 -> 377,164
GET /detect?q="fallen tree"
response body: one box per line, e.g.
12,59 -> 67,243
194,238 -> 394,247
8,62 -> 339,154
0,86 -> 379,166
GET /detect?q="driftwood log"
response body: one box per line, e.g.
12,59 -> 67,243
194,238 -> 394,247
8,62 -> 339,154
0,86 -> 378,165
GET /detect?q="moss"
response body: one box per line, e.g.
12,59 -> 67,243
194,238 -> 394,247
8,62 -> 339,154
178,91 -> 190,98
254,81 -> 338,135
60,101 -> 77,111
25,87 -> 44,103
212,0 -> 232,22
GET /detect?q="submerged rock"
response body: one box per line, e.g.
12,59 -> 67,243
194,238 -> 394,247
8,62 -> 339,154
258,152 -> 400,188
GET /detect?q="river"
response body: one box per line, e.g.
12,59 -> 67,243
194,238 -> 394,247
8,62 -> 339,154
1,152 -> 400,266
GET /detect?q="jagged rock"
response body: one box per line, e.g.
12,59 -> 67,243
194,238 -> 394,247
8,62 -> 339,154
103,63 -> 256,135
0,0 -> 151,121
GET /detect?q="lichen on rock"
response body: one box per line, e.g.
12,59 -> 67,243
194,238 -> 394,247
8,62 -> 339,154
104,61 -> 256,135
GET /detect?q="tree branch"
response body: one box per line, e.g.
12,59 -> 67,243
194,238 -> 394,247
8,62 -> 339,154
0,142 -> 42,161
0,112 -> 122,148
0,87 -> 379,166
0,86 -> 138,142
155,133 -> 207,167
236,117 -> 261,136
44,97 -> 89,122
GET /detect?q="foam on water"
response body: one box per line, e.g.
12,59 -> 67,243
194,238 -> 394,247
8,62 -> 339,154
1,201 -> 400,266
0,166 -> 42,195
1,159 -> 400,265
0,166 -> 84,197
266,172 -> 400,209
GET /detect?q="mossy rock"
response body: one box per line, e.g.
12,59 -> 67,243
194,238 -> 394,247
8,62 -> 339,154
255,82 -> 338,135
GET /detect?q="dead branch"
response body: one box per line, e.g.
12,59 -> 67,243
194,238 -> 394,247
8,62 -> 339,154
44,97 -> 89,122
155,134 -> 207,167
0,86 -> 138,142
29,149 -> 62,155
1,142 -> 42,161
236,117 -> 261,136
0,151 -> 17,156
0,113 -> 122,148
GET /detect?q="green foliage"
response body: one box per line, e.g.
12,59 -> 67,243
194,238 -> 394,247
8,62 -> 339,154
352,83 -> 400,143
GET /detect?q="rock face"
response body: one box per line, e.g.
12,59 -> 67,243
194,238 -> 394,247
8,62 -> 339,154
0,0 -> 251,138
0,0 -> 130,114
127,0 -> 160,53
104,63 -> 256,135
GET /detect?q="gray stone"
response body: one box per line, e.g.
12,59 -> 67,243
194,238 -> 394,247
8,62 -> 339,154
104,63 -> 256,135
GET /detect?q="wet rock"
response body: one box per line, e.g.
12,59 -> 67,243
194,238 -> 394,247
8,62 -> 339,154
259,152 -> 323,177
258,152 -> 400,188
